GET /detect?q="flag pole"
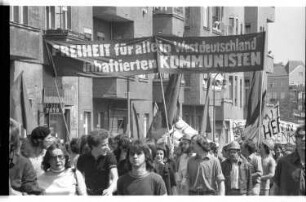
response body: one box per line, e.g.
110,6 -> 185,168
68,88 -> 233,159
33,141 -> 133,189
44,40 -> 70,142
258,70 -> 265,146
159,73 -> 170,133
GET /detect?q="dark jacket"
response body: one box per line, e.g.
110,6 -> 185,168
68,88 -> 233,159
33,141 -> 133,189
221,157 -> 253,195
9,154 -> 44,195
273,150 -> 305,195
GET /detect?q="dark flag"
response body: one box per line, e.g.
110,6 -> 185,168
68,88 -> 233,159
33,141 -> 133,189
147,74 -> 182,141
243,71 -> 267,145
10,71 -> 36,134
131,103 -> 143,140
200,74 -> 212,135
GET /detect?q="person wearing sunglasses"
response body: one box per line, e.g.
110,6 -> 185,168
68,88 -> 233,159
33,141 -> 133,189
271,124 -> 305,195
37,143 -> 87,195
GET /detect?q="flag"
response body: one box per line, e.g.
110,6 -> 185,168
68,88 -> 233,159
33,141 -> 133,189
243,71 -> 267,145
146,73 -> 182,141
200,74 -> 212,135
164,73 -> 182,127
131,103 -> 143,140
10,71 -> 36,134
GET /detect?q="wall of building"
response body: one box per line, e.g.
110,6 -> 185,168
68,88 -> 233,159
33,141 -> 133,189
132,7 -> 153,38
289,65 -> 305,86
71,7 -> 93,35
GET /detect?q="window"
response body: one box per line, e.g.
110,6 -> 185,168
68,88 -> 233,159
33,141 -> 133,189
212,7 -> 223,31
46,6 -> 71,30
298,105 -> 302,111
10,6 -> 28,25
280,92 -> 285,99
228,17 -> 235,35
240,23 -> 243,34
154,73 -> 169,80
235,18 -> 239,34
267,92 -> 272,101
185,7 -> 191,27
235,76 -> 238,106
240,79 -> 243,107
138,74 -> 148,80
46,6 -> 55,29
245,23 -> 251,34
96,32 -> 106,41
203,7 -> 209,28
229,76 -> 233,100
97,112 -> 104,129
184,74 -> 191,87
143,113 -> 149,138
299,72 -> 304,77
244,78 -> 250,89
83,111 -> 91,135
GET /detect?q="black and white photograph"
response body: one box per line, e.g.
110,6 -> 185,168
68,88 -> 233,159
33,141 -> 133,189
2,0 -> 305,200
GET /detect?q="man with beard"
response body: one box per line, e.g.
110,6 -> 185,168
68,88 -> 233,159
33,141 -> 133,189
77,129 -> 118,195
175,133 -> 196,195
271,125 -> 305,195
186,135 -> 225,195
116,140 -> 167,195
221,141 -> 252,195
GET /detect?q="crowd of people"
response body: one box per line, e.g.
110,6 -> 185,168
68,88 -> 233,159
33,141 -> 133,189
9,118 -> 305,196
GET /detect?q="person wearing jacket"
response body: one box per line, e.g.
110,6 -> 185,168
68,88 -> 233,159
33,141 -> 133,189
221,141 -> 253,195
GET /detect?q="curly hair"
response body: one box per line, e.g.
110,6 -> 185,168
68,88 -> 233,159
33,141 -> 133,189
243,139 -> 257,154
192,135 -> 211,152
127,140 -> 154,171
69,138 -> 80,154
30,126 -> 50,147
79,135 -> 90,154
42,142 -> 71,172
87,129 -> 109,149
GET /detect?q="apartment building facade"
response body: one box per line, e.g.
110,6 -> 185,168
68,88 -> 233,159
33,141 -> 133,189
10,6 -> 275,144
267,61 -> 305,124
10,6 -> 154,140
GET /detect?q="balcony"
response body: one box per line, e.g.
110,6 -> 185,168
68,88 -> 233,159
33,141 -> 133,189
153,7 -> 185,37
44,29 -> 89,42
93,7 -> 133,22
93,77 -> 152,101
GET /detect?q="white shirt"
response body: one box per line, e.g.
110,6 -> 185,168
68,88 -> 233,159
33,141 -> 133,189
230,162 -> 239,189
38,168 -> 87,195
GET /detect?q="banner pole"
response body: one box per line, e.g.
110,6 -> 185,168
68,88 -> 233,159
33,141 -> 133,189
126,76 -> 131,138
258,70 -> 265,146
159,73 -> 170,133
44,40 -> 70,142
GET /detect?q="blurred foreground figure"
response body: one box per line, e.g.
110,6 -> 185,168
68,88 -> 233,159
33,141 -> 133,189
9,118 -> 44,195
271,125 -> 305,195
